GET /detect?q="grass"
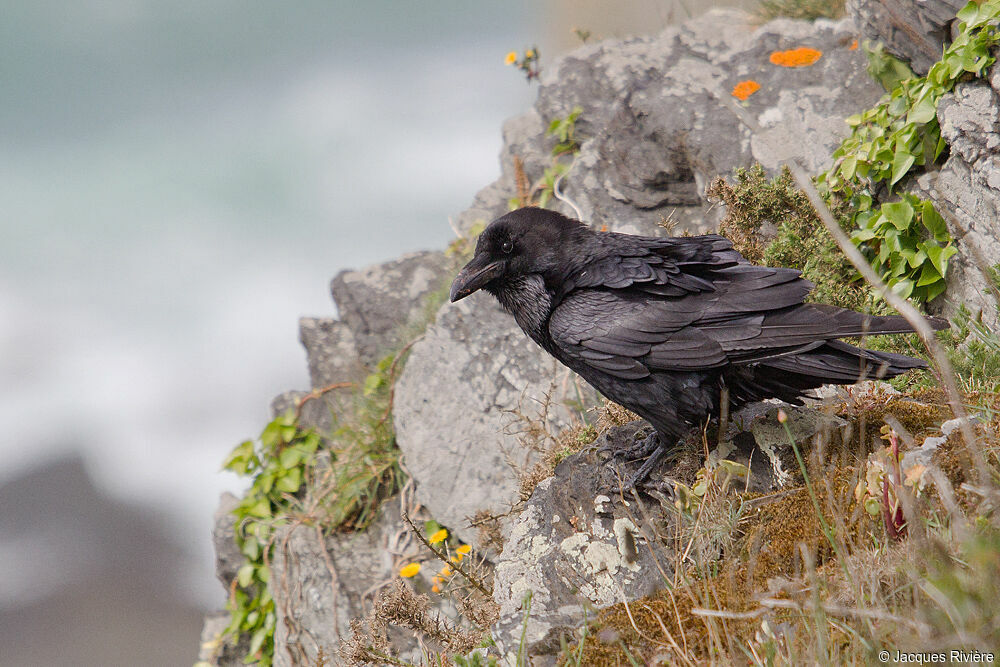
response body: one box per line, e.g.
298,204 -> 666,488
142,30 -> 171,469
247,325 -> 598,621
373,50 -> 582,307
555,390 -> 1000,665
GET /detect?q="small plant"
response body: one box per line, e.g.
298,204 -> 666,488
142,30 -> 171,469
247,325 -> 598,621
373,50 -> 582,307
509,106 -> 584,210
220,351 -> 407,663
505,47 -> 541,83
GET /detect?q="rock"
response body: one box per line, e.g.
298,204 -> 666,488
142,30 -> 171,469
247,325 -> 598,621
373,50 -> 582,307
212,492 -> 243,589
393,295 -> 597,546
847,0 -> 966,75
490,423 -> 676,663
331,250 -> 452,367
490,404 -> 847,663
540,11 -> 879,234
271,503 -> 421,666
298,317 -> 364,390
196,612 -> 232,666
915,71 -> 1000,329
710,401 -> 849,492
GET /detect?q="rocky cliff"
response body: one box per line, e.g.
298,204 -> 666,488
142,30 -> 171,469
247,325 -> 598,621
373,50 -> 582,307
198,5 -> 1000,665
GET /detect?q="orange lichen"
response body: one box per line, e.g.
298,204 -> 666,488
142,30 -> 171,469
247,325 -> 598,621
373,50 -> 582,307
849,39 -> 859,50
769,47 -> 823,67
731,79 -> 761,101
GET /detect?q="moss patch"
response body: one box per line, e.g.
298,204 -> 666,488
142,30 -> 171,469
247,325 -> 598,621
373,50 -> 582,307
708,165 -> 884,314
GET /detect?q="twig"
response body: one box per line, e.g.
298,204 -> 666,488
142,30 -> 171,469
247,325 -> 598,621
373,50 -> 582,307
294,381 -> 355,422
553,160 -> 585,221
401,512 -> 491,597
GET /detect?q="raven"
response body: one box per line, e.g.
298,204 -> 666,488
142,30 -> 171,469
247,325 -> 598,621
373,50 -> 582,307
450,207 -> 947,487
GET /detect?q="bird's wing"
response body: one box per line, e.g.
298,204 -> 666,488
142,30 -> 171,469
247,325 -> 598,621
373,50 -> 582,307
548,290 -> 730,379
548,261 -> 850,378
556,234 -> 743,300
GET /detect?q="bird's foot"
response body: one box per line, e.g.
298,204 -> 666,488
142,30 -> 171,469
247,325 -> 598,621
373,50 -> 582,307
597,428 -> 660,461
608,435 -> 675,497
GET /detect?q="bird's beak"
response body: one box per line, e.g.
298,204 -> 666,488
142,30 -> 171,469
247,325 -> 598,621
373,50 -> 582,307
450,254 -> 502,302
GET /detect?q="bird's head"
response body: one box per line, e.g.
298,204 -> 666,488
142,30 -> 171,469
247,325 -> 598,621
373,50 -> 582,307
449,207 -> 588,302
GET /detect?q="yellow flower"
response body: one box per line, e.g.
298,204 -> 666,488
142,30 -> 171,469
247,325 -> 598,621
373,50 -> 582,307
456,544 -> 471,555
769,47 -> 822,67
505,51 -> 518,65
525,49 -> 535,59
429,528 -> 448,544
440,565 -> 453,577
731,80 -> 761,101
432,584 -> 440,593
399,562 -> 420,578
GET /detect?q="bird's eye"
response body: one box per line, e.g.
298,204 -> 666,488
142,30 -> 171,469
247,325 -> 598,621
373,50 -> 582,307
501,240 -> 513,254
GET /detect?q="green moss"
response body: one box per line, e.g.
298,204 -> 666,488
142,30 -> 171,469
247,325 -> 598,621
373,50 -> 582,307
709,165 -> 889,315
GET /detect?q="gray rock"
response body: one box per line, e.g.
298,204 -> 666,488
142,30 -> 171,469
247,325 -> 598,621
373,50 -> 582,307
491,423 -> 676,663
847,0 -> 966,75
299,317 -> 364,390
271,502 -> 419,666
196,612 -> 232,666
538,12 -> 879,234
331,250 -> 452,367
490,403 -> 845,663
212,492 -> 242,589
915,73 -> 1000,329
393,294 -> 598,546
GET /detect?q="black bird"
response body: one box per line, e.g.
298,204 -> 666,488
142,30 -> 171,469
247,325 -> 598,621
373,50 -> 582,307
450,207 -> 946,487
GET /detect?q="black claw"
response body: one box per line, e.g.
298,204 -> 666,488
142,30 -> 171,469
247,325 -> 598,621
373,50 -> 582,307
599,430 -> 659,461
610,439 -> 669,495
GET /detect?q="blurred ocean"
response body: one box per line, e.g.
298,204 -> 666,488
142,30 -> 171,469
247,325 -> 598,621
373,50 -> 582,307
0,0 -> 539,610
0,1 -> 749,663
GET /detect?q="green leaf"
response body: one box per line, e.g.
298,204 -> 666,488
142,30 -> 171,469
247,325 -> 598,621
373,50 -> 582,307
890,152 -> 915,187
906,93 -> 938,124
279,446 -> 302,469
246,497 -> 272,518
363,372 -> 383,397
925,243 -> 957,275
924,277 -> 948,301
841,155 -> 858,180
916,262 -> 943,286
920,201 -> 948,240
248,626 -> 269,658
237,563 -> 255,588
851,228 -> 878,242
275,467 -> 302,493
241,538 -> 261,561
891,277 -> 915,298
880,200 -> 914,230
223,440 -> 255,473
260,421 -> 281,449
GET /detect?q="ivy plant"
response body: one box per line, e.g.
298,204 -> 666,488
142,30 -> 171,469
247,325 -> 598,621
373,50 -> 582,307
820,0 -> 1000,302
850,193 -> 957,301
222,412 -> 321,665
